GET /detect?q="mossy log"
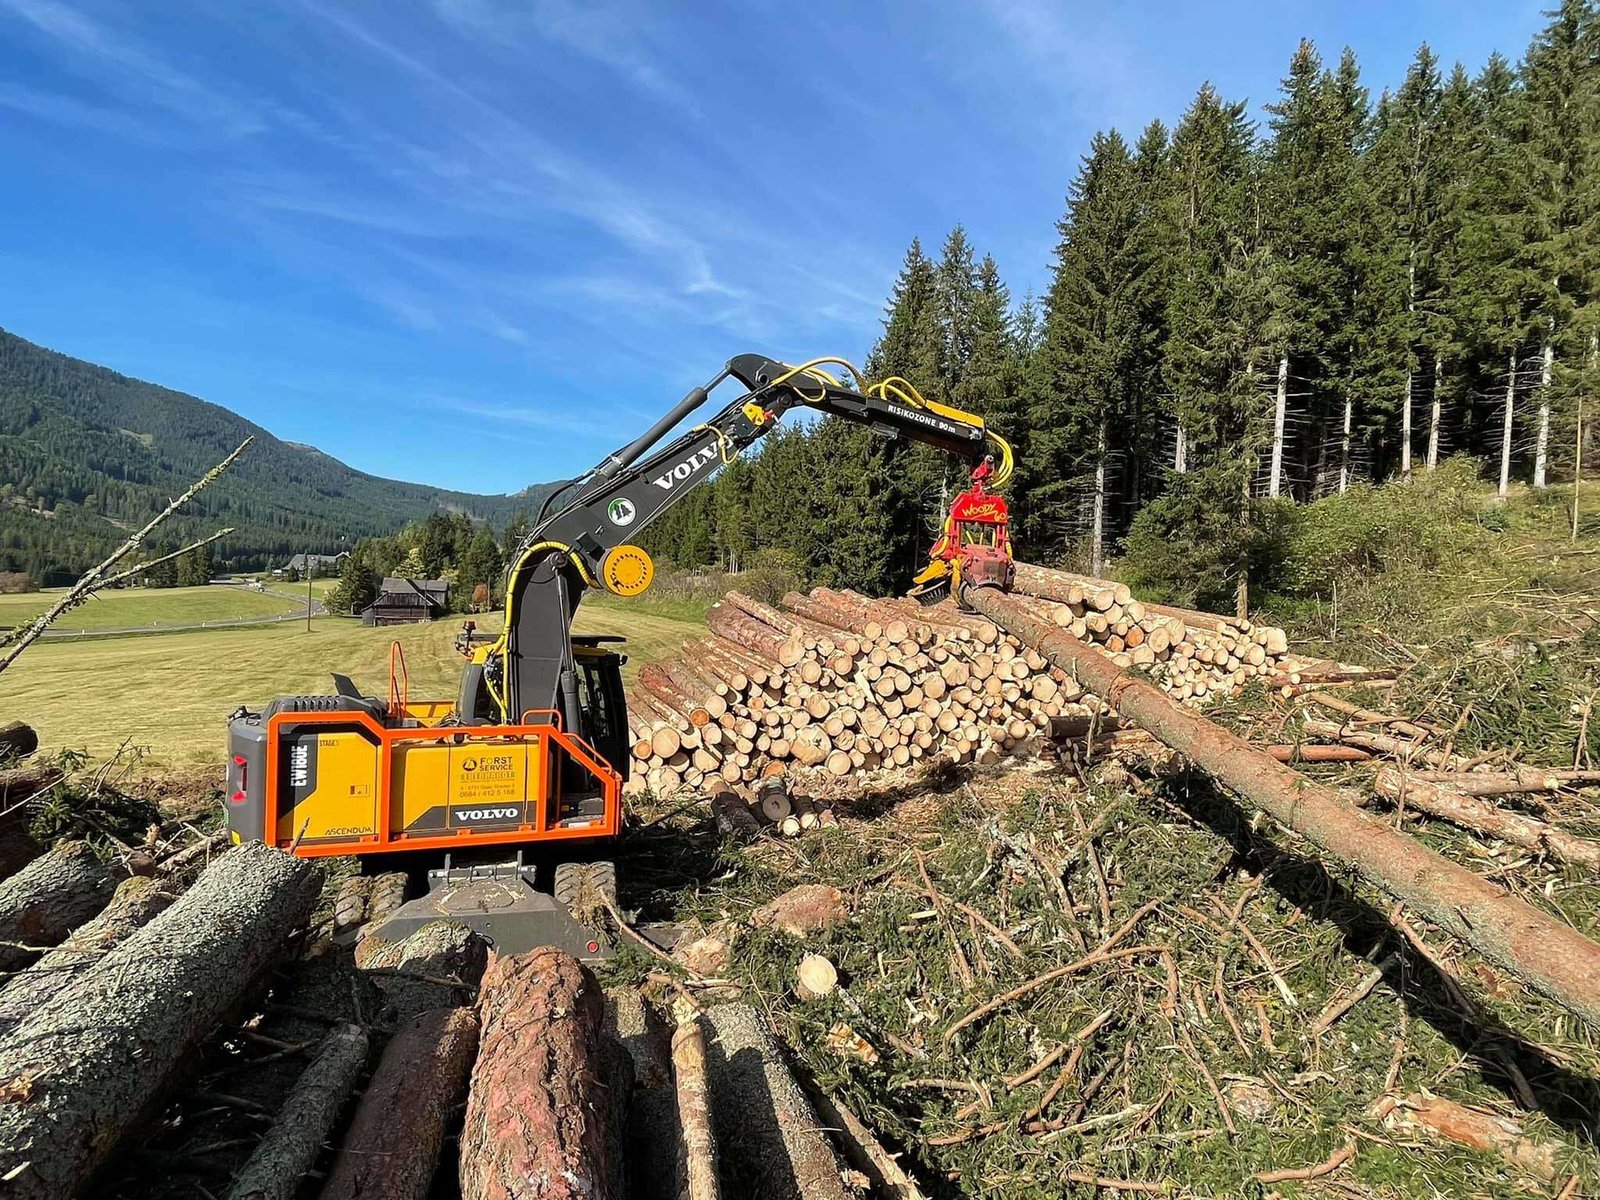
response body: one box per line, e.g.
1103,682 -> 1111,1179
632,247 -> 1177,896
0,842 -> 321,1199
226,1023 -> 369,1200
0,839 -> 118,972
460,948 -> 615,1200
321,1007 -> 480,1200
0,874 -> 176,1039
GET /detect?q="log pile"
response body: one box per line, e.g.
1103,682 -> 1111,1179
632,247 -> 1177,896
0,841 -> 322,1198
626,565 -> 1306,796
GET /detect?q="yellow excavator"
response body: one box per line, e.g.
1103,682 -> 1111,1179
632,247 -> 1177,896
222,355 -> 1013,958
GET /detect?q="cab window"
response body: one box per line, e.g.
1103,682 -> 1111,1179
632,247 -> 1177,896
960,522 -> 997,547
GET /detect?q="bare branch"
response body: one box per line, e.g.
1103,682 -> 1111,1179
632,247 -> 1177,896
0,438 -> 251,674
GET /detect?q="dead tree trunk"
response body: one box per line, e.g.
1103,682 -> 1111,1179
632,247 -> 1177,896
227,1023 -> 369,1200
700,1003 -> 849,1200
0,842 -> 321,1199
1427,354 -> 1443,470
1500,350 -> 1517,498
963,586 -> 1600,1030
321,1006 -> 480,1200
673,1009 -> 721,1200
460,948 -> 615,1200
0,874 -> 175,1039
1269,354 -> 1288,497
1535,336 -> 1553,489
0,839 -> 117,972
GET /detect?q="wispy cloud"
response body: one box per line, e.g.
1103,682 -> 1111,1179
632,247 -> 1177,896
0,0 -> 265,136
0,80 -> 169,141
428,0 -> 699,114
964,0 -> 1148,132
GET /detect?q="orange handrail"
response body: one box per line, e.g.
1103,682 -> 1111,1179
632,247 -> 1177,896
260,707 -> 622,859
388,640 -> 409,716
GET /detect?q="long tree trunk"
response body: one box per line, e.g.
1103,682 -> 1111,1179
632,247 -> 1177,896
1581,332 -> 1598,541
1500,350 -> 1517,498
1173,424 -> 1188,474
0,844 -> 321,1199
1535,337 -> 1554,488
1269,354 -> 1288,497
1090,419 -> 1106,576
1340,395 -> 1353,493
961,588 -> 1600,1030
1426,354 -> 1442,469
0,875 -> 175,1040
460,948 -> 616,1200
227,1024 -> 369,1200
322,1008 -> 480,1200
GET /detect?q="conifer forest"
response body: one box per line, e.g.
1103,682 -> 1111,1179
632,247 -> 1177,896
643,4 -> 1600,614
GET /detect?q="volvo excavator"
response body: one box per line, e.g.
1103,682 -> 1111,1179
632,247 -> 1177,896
223,355 -> 1015,959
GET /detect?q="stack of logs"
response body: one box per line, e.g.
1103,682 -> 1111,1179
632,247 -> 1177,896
625,563 -> 1306,796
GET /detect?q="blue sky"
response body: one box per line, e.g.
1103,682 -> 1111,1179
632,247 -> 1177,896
0,0 -> 1548,494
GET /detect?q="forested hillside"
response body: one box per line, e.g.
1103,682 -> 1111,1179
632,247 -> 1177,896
0,328 -> 542,583
643,3 -> 1600,613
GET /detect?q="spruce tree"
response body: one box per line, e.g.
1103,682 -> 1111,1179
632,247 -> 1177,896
1519,0 -> 1600,486
1264,42 -> 1370,497
936,226 -> 979,396
1138,84 -> 1281,613
1449,55 -> 1537,492
1323,47 -> 1381,489
956,255 -> 1017,423
1129,119 -> 1175,511
1368,45 -> 1444,478
1032,130 -> 1150,572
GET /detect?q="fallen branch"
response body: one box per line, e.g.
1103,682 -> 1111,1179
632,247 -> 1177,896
1252,1139 -> 1355,1184
0,438 -> 250,673
96,527 -> 237,591
1308,956 -> 1394,1039
1372,768 -> 1600,869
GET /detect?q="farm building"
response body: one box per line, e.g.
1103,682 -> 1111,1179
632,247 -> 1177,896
360,577 -> 449,625
276,551 -> 349,577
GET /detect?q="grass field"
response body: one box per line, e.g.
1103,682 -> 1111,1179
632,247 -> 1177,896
0,595 -> 705,765
0,584 -> 300,633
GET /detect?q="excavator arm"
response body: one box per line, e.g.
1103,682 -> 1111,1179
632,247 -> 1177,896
465,354 -> 1011,730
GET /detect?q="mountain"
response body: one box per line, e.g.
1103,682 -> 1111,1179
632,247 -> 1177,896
0,327 -> 548,584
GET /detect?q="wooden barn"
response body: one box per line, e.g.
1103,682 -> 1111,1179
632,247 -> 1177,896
360,577 -> 449,626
